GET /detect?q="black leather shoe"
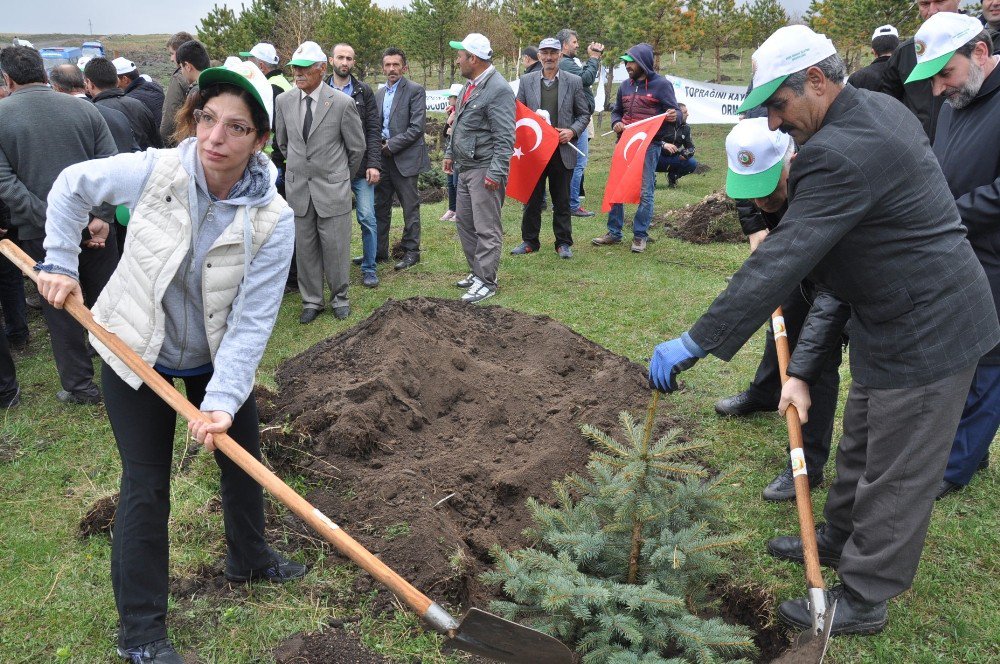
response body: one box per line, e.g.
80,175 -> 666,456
225,552 -> 308,584
362,272 -> 379,288
714,390 -> 776,417
351,256 -> 363,266
332,305 -> 351,320
767,522 -> 845,568
935,479 -> 962,500
778,584 -> 887,636
762,465 -> 823,501
117,638 -> 183,663
299,308 -> 320,324
394,252 -> 420,270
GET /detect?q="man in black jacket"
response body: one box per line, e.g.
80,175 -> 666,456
848,25 -> 899,91
909,14 -> 1000,498
556,28 -> 603,217
327,43 -> 383,288
113,57 -> 165,132
880,0 -> 960,142
521,46 -> 541,74
49,64 -> 138,153
713,118 -> 841,502
88,58 -> 162,149
650,25 -> 999,636
655,103 -> 697,188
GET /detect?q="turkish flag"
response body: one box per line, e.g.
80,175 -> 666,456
601,114 -> 668,212
506,100 -> 561,204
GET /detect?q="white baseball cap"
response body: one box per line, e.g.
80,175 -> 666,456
288,41 -> 326,67
112,57 -> 137,76
906,13 -> 986,83
240,42 -> 279,66
449,33 -> 493,60
537,37 -> 561,51
725,118 -> 792,199
198,59 -> 275,127
739,25 -> 837,113
872,25 -> 899,41
448,83 -> 463,96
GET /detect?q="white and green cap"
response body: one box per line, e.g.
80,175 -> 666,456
199,59 -> 274,126
739,25 -> 837,113
906,13 -> 985,84
725,118 -> 791,199
288,41 -> 325,67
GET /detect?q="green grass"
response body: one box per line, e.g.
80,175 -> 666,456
1,54 -> 998,663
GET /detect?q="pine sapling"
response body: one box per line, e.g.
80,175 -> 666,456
483,393 -> 757,663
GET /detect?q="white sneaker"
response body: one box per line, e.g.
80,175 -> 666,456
456,273 -> 476,288
462,278 -> 496,303
439,210 -> 456,221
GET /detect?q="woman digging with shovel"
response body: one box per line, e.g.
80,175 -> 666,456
33,59 -> 301,664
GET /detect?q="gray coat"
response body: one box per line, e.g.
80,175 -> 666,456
0,85 -> 118,240
516,70 -> 591,170
689,85 -> 1000,389
375,77 -> 431,177
275,84 -> 366,218
446,67 -> 516,183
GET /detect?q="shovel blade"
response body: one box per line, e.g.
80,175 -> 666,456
442,608 -> 574,664
770,600 -> 837,664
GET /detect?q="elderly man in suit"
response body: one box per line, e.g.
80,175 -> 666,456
276,41 -> 365,323
511,37 -> 590,259
374,47 -> 431,271
649,25 -> 1000,636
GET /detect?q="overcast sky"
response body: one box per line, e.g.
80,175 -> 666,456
7,0 -> 813,35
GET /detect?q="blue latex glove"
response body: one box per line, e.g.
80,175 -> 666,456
649,332 -> 707,393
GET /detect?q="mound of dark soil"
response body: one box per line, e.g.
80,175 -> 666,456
259,297 -> 655,609
660,191 -> 744,244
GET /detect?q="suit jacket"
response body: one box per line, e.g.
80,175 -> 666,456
446,67 -> 516,183
516,70 -> 591,170
275,84 -> 366,218
375,77 -> 431,177
688,85 -> 1000,389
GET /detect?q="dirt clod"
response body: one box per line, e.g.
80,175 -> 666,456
660,190 -> 744,244
274,626 -> 391,663
79,493 -> 118,538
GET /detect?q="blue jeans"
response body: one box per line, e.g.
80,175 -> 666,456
944,362 -> 1000,486
656,153 -> 698,181
607,142 -> 661,240
352,176 -> 377,274
569,130 -> 589,211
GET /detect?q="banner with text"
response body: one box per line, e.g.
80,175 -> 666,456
603,64 -> 746,124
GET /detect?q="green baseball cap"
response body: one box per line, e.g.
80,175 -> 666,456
724,118 -> 791,199
620,54 -> 635,62
198,58 -> 274,126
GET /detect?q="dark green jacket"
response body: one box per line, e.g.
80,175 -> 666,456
559,53 -> 599,113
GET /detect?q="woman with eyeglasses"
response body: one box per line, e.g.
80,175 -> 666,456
36,60 -> 301,664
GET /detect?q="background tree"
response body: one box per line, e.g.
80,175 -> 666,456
690,0 -> 746,82
316,0 -> 391,79
743,0 -> 788,51
402,0 -> 468,88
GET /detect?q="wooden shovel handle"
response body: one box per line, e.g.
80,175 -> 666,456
770,306 -> 825,593
0,239 -> 436,618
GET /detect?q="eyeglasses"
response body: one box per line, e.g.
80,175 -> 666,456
193,109 -> 257,138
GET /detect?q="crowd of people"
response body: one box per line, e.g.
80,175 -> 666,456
1,2 -> 1000,659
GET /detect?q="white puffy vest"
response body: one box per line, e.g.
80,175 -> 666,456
91,150 -> 285,389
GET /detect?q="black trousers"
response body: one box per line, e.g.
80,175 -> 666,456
746,284 -> 842,479
0,249 -> 29,343
102,363 -> 271,648
22,235 -> 118,397
521,156 -> 573,250
0,328 -> 16,403
375,155 -> 421,258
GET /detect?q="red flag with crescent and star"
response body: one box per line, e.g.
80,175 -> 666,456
601,113 -> 668,212
506,100 -> 561,204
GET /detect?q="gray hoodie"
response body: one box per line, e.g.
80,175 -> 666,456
43,138 -> 294,416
